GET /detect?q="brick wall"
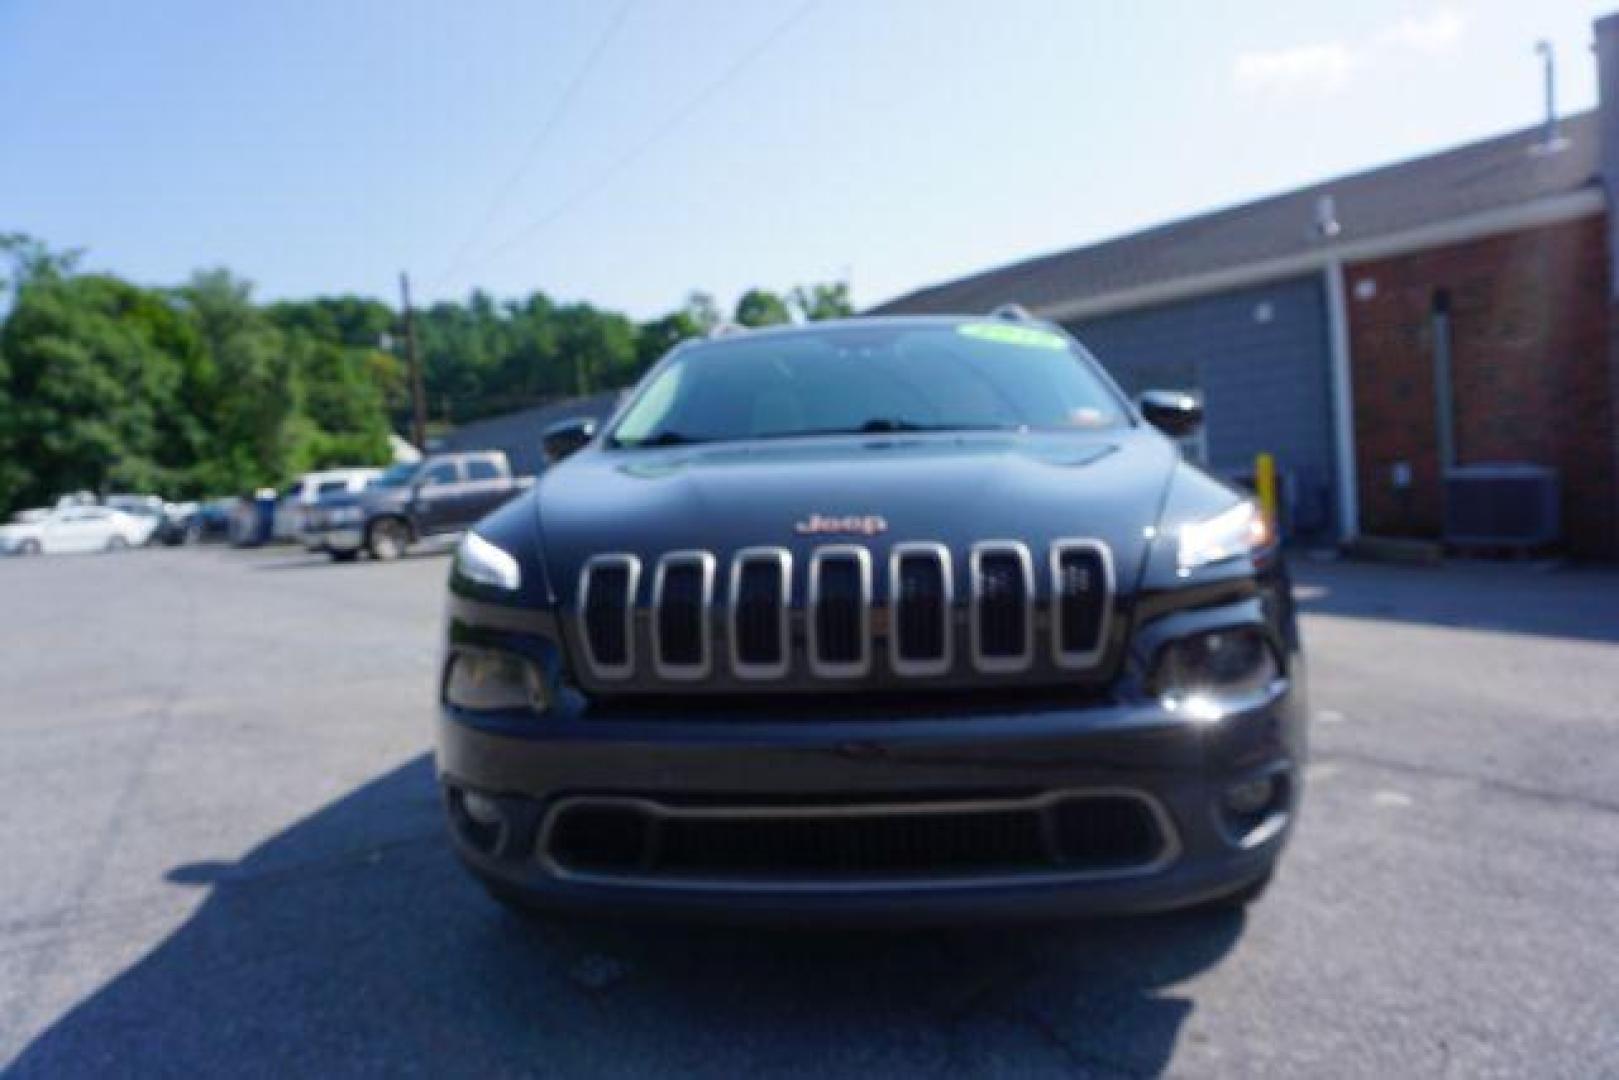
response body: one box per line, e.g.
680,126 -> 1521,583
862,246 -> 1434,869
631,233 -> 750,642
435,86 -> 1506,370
1345,213 -> 1618,558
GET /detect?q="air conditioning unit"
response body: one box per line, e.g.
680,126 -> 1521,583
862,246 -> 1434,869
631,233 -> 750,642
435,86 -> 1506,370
1443,464 -> 1560,549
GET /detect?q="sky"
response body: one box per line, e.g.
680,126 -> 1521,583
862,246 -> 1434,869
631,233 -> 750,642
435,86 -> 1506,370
1,0 -> 1607,318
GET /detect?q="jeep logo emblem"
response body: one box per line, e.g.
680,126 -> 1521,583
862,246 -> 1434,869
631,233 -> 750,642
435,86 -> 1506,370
794,513 -> 888,537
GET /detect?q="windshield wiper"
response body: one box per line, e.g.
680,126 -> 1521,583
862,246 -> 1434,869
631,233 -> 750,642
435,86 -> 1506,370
855,419 -> 1014,434
617,430 -> 710,448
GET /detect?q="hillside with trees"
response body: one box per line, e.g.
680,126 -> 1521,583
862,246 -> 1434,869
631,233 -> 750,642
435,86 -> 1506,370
0,233 -> 850,513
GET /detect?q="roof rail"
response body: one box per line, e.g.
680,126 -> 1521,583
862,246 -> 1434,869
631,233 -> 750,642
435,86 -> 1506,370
989,303 -> 1033,322
708,322 -> 749,339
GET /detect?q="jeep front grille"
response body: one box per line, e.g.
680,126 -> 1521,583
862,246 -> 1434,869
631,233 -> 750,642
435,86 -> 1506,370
576,539 -> 1114,687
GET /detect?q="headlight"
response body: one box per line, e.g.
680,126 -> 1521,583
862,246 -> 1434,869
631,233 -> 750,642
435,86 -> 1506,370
1152,627 -> 1279,717
444,649 -> 549,714
455,531 -> 521,590
1177,501 -> 1270,573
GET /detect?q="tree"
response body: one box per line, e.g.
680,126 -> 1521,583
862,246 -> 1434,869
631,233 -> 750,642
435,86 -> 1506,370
635,310 -> 703,373
683,291 -> 722,334
554,303 -> 637,396
790,281 -> 854,321
0,273 -> 200,504
734,288 -> 792,327
0,232 -> 83,293
176,269 -> 308,493
0,234 -> 880,517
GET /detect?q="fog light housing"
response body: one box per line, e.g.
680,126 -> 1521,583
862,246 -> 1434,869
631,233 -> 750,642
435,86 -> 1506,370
462,792 -> 504,827
1153,627 -> 1279,714
444,649 -> 550,715
1223,776 -> 1276,816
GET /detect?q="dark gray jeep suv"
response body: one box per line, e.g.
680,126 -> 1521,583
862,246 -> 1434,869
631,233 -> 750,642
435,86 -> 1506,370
437,315 -> 1305,923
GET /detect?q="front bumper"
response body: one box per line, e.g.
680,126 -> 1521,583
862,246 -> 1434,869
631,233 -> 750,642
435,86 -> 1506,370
437,682 -> 1303,924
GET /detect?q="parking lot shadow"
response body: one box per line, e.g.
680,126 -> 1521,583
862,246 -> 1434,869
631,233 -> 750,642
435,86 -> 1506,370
1293,560 -> 1619,645
12,756 -> 1242,1077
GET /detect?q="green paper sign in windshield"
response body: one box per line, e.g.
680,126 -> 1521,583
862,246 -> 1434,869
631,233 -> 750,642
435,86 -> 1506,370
956,322 -> 1067,350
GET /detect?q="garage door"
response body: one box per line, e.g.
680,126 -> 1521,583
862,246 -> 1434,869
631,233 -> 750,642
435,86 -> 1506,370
1068,275 -> 1339,539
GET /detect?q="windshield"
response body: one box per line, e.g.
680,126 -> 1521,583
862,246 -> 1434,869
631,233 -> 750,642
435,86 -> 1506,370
370,463 -> 419,488
609,322 -> 1125,448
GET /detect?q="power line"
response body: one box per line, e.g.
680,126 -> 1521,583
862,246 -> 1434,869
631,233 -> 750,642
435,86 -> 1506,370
468,0 -> 819,272
434,0 -> 640,289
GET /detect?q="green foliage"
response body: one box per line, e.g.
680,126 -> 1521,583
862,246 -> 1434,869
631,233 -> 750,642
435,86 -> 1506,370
0,272 -> 202,502
0,232 -> 856,514
636,310 -> 703,373
734,288 -> 792,328
790,282 -> 854,321
682,291 -> 722,334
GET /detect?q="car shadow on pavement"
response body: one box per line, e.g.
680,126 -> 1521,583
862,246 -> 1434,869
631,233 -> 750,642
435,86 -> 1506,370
11,756 -> 1243,1077
251,549 -> 450,571
1292,560 -> 1619,644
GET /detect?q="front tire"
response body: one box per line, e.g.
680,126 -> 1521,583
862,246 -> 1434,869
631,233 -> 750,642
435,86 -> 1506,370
366,517 -> 410,561
18,539 -> 42,556
105,535 -> 129,553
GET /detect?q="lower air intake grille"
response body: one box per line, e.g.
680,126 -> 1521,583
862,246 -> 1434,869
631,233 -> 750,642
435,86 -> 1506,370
542,792 -> 1170,883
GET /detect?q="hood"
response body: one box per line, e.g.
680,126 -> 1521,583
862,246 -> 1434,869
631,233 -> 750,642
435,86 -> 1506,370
534,429 -> 1178,601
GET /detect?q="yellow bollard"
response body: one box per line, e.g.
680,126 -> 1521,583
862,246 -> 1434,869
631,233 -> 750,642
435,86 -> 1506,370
1255,453 -> 1278,534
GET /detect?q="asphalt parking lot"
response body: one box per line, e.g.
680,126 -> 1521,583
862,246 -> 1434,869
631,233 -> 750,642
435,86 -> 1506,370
1,545 -> 1616,1077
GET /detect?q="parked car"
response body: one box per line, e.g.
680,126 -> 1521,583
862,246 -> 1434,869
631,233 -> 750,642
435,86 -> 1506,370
191,498 -> 237,543
104,494 -> 167,545
151,501 -> 201,546
302,452 -> 529,562
0,505 -> 157,555
273,469 -> 382,542
436,315 -> 1304,923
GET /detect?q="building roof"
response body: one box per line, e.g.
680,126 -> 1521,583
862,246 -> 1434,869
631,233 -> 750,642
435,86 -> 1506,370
430,392 -> 621,477
871,111 -> 1601,318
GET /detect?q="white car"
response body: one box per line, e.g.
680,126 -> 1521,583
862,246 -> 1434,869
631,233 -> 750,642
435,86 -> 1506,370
0,506 -> 157,555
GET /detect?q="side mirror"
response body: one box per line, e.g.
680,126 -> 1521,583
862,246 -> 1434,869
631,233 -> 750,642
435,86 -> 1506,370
542,417 -> 597,464
1138,390 -> 1203,439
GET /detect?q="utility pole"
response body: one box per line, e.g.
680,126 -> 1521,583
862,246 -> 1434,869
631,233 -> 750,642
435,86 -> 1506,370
399,271 -> 428,451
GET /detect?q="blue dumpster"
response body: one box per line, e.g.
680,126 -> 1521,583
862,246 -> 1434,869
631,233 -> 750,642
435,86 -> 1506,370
229,488 -> 278,547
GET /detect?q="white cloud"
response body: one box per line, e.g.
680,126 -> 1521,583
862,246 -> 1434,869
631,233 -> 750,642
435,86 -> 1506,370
1234,7 -> 1468,96
1381,8 -> 1467,54
1234,42 -> 1358,95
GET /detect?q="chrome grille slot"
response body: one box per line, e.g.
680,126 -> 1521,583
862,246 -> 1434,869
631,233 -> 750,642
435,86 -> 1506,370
889,542 -> 952,676
579,555 -> 640,680
808,546 -> 871,678
970,542 -> 1034,673
1051,540 -> 1112,668
652,551 -> 715,680
729,547 -> 791,680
